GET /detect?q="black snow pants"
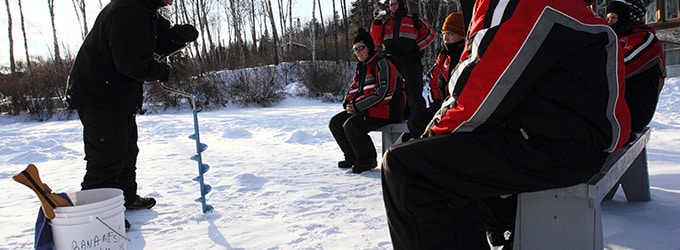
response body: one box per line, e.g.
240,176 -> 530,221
381,127 -> 607,249
329,111 -> 390,164
78,107 -> 139,205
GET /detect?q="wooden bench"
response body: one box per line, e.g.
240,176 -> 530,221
513,127 -> 651,249
379,122 -> 409,154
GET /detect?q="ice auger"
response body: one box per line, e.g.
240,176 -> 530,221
160,82 -> 214,213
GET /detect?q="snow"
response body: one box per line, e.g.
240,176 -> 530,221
1,76 -> 680,249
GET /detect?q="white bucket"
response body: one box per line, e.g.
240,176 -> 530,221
49,188 -> 126,250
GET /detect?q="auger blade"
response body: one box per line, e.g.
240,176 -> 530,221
200,164 -> 210,174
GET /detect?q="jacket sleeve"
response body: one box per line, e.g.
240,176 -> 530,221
416,14 -> 436,50
108,8 -> 169,82
371,20 -> 385,46
622,31 -> 666,79
343,70 -> 360,108
427,51 -> 447,101
354,58 -> 392,112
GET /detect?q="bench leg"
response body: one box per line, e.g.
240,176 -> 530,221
514,187 -> 602,250
381,131 -> 405,155
619,148 -> 651,202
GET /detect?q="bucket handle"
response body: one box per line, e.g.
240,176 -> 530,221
96,217 -> 131,242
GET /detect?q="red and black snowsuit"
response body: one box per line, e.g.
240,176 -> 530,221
407,40 -> 465,138
371,6 -> 435,117
382,0 -> 631,249
329,52 -> 405,166
617,24 -> 666,132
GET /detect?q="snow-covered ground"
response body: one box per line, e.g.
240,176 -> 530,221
1,78 -> 679,249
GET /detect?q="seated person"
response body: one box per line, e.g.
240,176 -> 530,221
606,0 -> 666,133
381,0 -> 631,248
408,12 -> 466,139
329,28 -> 405,174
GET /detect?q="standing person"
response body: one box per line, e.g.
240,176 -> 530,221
64,0 -> 198,225
408,12 -> 466,138
381,0 -> 631,249
606,0 -> 666,133
329,28 -> 406,174
371,0 -> 435,119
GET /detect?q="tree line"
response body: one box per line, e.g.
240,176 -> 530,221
0,0 -> 459,120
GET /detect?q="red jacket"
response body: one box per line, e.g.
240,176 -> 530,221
371,11 -> 435,61
426,41 -> 465,102
344,53 -> 406,122
430,0 -> 631,153
619,25 -> 666,131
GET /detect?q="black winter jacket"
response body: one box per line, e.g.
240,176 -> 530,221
65,0 -> 179,114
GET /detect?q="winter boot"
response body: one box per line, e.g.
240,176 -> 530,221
338,160 -> 354,169
351,159 -> 377,173
125,196 -> 156,210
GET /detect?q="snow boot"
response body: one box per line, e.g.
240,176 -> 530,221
125,196 -> 156,210
352,159 -> 377,173
338,160 -> 354,169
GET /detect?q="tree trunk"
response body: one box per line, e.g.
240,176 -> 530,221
249,0 -> 257,51
264,0 -> 279,65
71,0 -> 88,39
47,0 -> 61,64
332,0 -> 339,62
341,0 -> 349,62
311,0 -> 317,62
276,0 -> 286,57
18,0 -> 31,73
288,0 -> 292,57
4,0 -> 16,73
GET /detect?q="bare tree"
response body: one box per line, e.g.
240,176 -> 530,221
228,0 -> 243,45
276,0 -> 287,56
18,0 -> 31,73
310,0 -> 317,62
264,0 -> 279,64
4,0 -> 16,73
47,0 -> 61,64
340,0 -> 349,62
71,0 -> 88,39
288,0 -> 292,51
316,0 -> 325,32
249,0 -> 258,51
332,0 -> 339,61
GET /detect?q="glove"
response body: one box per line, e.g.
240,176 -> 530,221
169,24 -> 199,44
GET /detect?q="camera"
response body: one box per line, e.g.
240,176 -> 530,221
376,10 -> 387,16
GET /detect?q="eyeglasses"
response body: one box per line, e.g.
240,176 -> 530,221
352,45 -> 367,53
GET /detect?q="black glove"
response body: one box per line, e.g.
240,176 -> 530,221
169,24 -> 199,44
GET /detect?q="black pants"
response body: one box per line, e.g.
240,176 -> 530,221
329,111 -> 390,163
78,107 -> 139,205
402,61 -> 425,119
381,128 -> 603,249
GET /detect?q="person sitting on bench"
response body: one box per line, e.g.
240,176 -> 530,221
380,0 -> 631,249
329,28 -> 406,174
407,12 -> 466,139
606,0 -> 666,134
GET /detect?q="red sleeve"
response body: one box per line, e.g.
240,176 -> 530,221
371,20 -> 384,46
416,15 -> 435,50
